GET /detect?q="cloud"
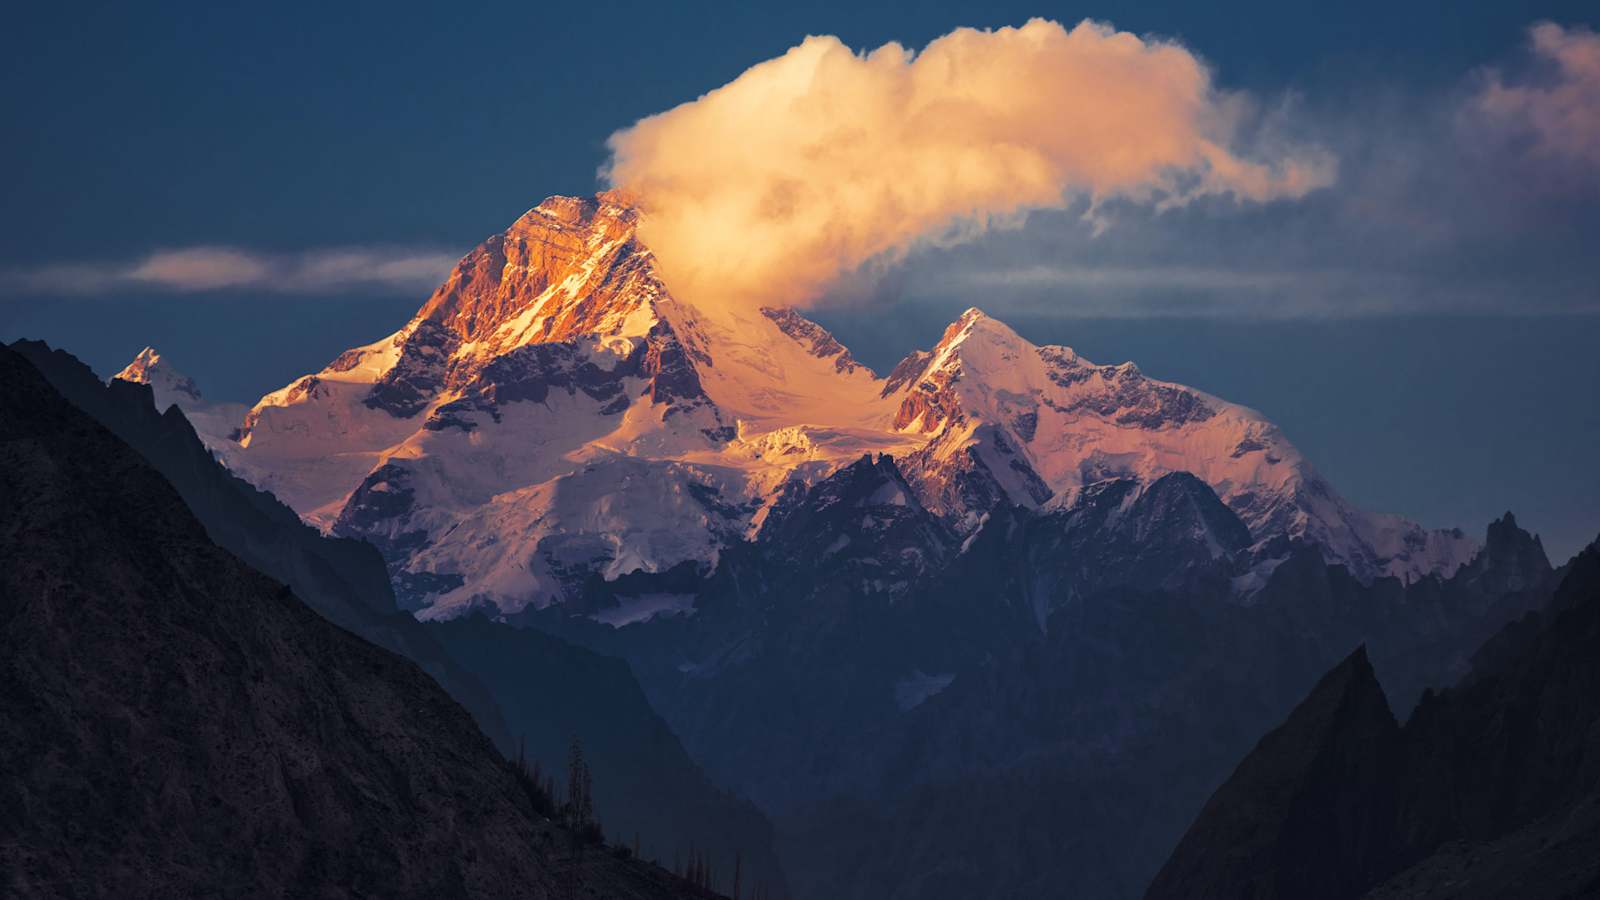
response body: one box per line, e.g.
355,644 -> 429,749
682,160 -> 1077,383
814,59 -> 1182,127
128,248 -> 273,291
604,17 -> 1334,311
1472,22 -> 1600,169
918,250 -> 1600,319
821,18 -> 1600,322
3,246 -> 460,297
956,261 -> 1307,293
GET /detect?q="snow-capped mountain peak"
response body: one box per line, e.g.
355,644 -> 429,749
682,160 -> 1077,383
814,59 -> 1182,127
197,193 -> 1477,618
226,193 -> 735,525
111,347 -> 248,454
114,346 -> 202,406
414,192 -> 659,358
877,306 -> 1475,582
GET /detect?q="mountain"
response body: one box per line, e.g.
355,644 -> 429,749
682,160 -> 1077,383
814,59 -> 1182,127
1142,647 -> 1405,900
878,308 -> 1476,581
0,344 -> 708,900
1146,538 -> 1600,900
10,338 -> 792,896
198,193 -> 1473,620
97,192 -> 1542,899
114,345 -> 201,405
526,463 -> 1551,900
11,338 -> 509,746
98,192 -> 1535,900
429,616 -> 788,892
113,344 -> 247,446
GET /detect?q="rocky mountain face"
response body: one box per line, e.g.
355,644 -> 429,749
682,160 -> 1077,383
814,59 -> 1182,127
10,339 -> 790,896
1147,539 -> 1600,900
524,457 -> 1554,900
197,193 -> 1474,622
0,344 -> 711,900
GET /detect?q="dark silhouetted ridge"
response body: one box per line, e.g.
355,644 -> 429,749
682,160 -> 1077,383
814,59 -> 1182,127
8,338 -> 511,748
0,344 -> 708,899
8,338 -> 789,896
1147,646 -> 1403,900
1148,541 -> 1600,900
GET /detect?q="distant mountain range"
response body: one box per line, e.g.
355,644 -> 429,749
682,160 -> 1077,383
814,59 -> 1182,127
152,193 -> 1475,622
45,193 -> 1588,899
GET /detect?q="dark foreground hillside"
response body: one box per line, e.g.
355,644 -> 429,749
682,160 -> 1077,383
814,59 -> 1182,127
1148,540 -> 1600,899
8,338 -> 511,749
0,344 -> 706,899
8,338 -> 789,896
430,614 -> 785,889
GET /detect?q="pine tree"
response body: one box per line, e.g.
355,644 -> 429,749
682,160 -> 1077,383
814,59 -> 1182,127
566,735 -> 593,830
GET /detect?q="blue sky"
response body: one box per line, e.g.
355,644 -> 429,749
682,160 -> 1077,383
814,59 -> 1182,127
3,1 -> 1597,558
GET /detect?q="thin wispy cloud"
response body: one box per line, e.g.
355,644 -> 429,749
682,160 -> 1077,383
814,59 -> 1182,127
920,255 -> 1600,319
956,263 -> 1307,293
3,246 -> 461,297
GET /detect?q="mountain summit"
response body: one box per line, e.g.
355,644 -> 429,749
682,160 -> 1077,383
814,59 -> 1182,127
157,193 -> 1473,617
114,346 -> 202,406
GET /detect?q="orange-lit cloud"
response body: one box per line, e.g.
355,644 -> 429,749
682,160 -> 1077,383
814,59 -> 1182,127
1475,23 -> 1600,168
604,18 -> 1335,310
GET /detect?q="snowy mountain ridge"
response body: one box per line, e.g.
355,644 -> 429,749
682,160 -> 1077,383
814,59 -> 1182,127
145,193 -> 1473,619
877,309 -> 1477,583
